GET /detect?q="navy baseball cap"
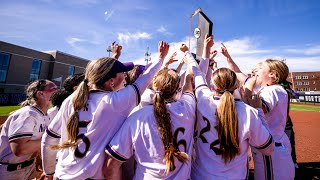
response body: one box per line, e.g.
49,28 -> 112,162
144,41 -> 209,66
97,60 -> 134,86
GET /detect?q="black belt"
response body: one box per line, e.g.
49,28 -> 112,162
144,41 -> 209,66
1,159 -> 34,172
275,142 -> 282,147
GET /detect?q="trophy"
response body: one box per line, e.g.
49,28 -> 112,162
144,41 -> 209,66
190,8 -> 213,60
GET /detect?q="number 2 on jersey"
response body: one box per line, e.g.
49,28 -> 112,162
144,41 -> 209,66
199,116 -> 221,155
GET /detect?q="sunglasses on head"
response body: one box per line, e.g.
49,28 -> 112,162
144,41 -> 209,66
35,79 -> 46,91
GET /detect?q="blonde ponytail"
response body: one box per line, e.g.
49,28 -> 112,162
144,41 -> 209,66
212,68 -> 240,163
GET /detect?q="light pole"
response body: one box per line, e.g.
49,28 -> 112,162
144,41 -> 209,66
106,45 -> 112,57
145,46 -> 151,65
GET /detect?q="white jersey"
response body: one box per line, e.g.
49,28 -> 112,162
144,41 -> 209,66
252,85 -> 295,180
107,92 -> 196,180
191,65 -> 274,180
47,106 -> 59,123
259,85 -> 289,141
129,88 -> 155,116
43,86 -> 140,179
0,105 -> 50,163
41,59 -> 164,179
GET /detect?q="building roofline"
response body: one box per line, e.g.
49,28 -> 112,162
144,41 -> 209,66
290,71 -> 320,73
44,50 -> 90,61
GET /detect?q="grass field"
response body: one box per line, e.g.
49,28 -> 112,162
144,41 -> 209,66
0,103 -> 319,117
0,106 -> 20,116
290,104 -> 320,112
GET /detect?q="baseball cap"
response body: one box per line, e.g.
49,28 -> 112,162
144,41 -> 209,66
97,60 -> 134,86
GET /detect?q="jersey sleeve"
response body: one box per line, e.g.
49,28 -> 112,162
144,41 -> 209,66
249,108 -> 274,155
106,113 -> 138,162
41,98 -> 71,175
259,86 -> 287,113
107,84 -> 141,115
199,57 -> 209,75
8,111 -> 37,142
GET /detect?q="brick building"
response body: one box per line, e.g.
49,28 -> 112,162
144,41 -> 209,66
288,71 -> 320,93
0,41 -> 89,105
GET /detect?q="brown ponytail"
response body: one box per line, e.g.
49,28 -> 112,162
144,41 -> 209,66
212,68 -> 240,163
52,57 -> 117,150
20,79 -> 47,107
153,68 -> 188,173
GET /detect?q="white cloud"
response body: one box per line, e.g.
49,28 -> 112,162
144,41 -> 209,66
66,37 -> 86,47
104,10 -> 114,21
117,32 -> 152,44
157,26 -> 166,33
128,36 -> 320,73
285,45 -> 320,56
157,26 -> 172,35
216,37 -> 272,56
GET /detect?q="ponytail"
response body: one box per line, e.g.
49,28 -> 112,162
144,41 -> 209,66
280,80 -> 292,122
153,92 -> 188,173
217,91 -> 240,164
51,81 -> 89,150
212,68 -> 240,164
153,69 -> 188,173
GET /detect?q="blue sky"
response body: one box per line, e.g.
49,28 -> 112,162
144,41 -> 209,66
1,0 -> 320,73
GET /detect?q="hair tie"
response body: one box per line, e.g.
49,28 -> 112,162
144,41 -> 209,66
155,90 -> 163,95
218,89 -> 229,94
279,80 -> 292,89
84,79 -> 88,84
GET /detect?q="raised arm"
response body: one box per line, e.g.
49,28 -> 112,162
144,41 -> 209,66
206,50 -> 218,89
162,51 -> 178,69
221,43 -> 248,83
133,41 -> 169,93
199,34 -> 214,74
111,41 -> 122,60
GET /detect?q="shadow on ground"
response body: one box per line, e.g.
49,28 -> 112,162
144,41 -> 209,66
249,162 -> 320,180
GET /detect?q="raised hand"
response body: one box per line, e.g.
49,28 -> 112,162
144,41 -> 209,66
111,41 -> 122,59
204,34 -> 214,48
247,93 -> 262,109
158,41 -> 169,59
209,59 -> 217,71
209,50 -> 218,60
164,51 -> 178,67
221,43 -> 231,58
180,43 -> 189,53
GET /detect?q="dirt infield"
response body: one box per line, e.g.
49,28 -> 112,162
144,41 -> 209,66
290,110 -> 320,180
291,110 -> 320,163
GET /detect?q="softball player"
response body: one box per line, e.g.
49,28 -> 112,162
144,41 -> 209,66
41,41 -> 169,179
105,61 -> 197,179
252,59 -> 295,180
0,80 -> 57,180
191,64 -> 275,179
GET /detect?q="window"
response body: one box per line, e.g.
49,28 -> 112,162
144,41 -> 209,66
302,76 -> 308,79
68,65 -> 75,76
30,59 -> 42,81
295,76 -> 301,79
303,82 -> 309,85
303,88 -> 310,91
0,52 -> 11,82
